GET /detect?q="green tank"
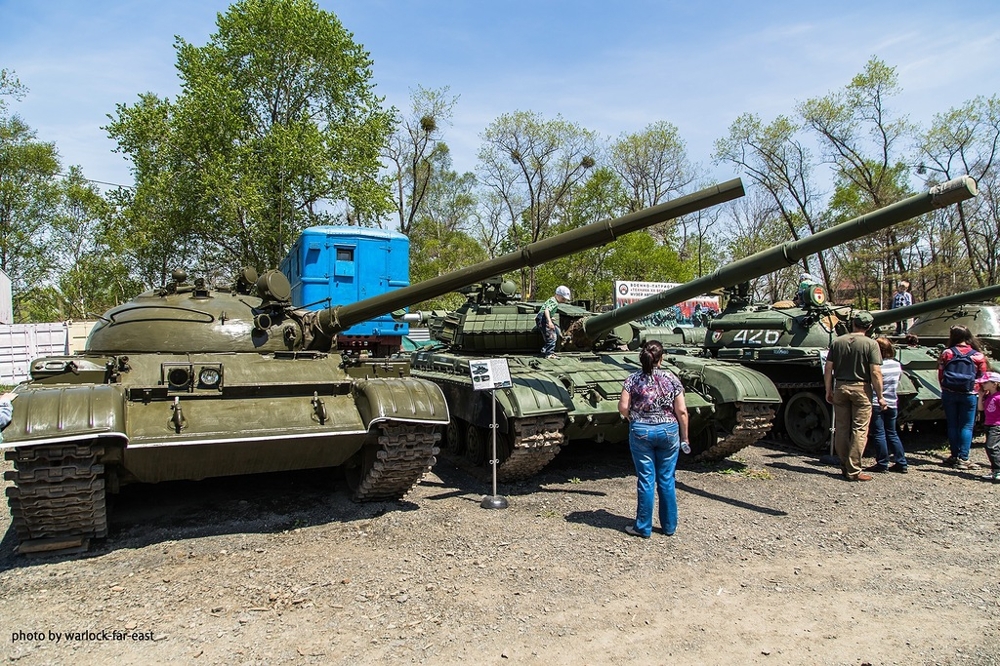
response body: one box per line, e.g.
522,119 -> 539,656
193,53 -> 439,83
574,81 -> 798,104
867,285 -> 1000,427
905,294 -> 1000,359
0,179 -> 743,553
406,178 -> 977,478
408,280 -> 781,479
690,177 -> 979,451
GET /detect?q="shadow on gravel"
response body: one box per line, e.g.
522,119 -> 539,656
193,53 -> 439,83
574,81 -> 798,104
675,480 -> 788,516
0,466 -> 418,573
564,508 -> 631,533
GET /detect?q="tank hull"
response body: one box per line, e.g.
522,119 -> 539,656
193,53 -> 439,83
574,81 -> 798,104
411,345 -> 780,480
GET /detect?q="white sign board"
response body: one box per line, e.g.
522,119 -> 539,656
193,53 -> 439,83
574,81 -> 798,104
614,280 -> 719,327
469,358 -> 512,390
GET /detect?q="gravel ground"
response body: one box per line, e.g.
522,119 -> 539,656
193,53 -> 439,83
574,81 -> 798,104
1,435 -> 999,666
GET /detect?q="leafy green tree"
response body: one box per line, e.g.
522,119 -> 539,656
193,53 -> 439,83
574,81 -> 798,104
714,113 -> 830,292
609,120 -> 693,213
106,0 -> 395,277
918,95 -> 1000,291
0,114 -> 61,321
383,86 -> 459,235
52,167 -> 142,318
478,111 -> 598,297
799,57 -> 918,305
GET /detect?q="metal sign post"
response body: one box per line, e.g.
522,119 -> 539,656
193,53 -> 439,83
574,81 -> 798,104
468,359 -> 512,510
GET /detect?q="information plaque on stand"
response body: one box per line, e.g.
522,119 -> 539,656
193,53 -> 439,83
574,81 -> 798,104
469,358 -> 511,509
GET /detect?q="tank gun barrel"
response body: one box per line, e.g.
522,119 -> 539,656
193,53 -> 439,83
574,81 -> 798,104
313,179 -> 745,335
870,283 -> 1000,330
579,176 -> 978,345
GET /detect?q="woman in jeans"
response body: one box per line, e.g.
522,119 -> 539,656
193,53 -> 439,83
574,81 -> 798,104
617,340 -> 689,538
938,325 -> 988,469
867,337 -> 908,473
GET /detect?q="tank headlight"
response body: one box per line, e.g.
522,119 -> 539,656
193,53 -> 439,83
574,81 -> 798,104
199,367 -> 221,387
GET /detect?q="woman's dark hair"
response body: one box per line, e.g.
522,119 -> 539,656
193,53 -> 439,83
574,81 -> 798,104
947,325 -> 982,351
875,336 -> 895,360
639,340 -> 664,375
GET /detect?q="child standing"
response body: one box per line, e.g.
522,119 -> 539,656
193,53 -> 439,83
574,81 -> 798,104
977,371 -> 1000,482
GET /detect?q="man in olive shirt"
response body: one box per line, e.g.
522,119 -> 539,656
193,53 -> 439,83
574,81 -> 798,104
824,311 -> 887,481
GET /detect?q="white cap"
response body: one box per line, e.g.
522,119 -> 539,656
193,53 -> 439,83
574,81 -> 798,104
555,285 -> 571,299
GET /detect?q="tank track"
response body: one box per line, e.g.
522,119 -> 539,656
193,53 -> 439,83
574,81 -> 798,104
496,415 -> 566,482
4,442 -> 108,553
688,403 -> 776,463
351,423 -> 441,501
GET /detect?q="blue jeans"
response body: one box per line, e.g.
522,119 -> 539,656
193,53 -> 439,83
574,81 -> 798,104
541,324 -> 561,356
870,405 -> 907,468
941,391 -> 978,461
628,421 -> 680,537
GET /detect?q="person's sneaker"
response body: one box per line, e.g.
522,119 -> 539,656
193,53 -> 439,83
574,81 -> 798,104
954,459 -> 975,470
889,464 -> 909,474
941,456 -> 957,467
624,524 -> 650,539
981,471 -> 1000,483
864,464 -> 889,473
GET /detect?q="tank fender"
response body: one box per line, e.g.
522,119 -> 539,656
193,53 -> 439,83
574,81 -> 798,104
674,361 -> 782,404
354,377 -> 450,429
0,384 -> 129,450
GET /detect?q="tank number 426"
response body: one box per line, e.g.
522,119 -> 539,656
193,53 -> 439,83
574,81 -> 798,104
732,329 -> 782,345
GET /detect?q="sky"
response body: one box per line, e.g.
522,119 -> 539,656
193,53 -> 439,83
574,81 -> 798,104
1,0 -> 999,192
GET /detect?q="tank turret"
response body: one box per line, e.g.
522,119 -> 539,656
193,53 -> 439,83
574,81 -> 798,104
1,179 -> 744,554
905,289 -> 1000,359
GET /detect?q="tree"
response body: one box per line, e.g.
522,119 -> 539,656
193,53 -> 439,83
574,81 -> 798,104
714,113 -> 831,293
51,167 -> 142,318
918,95 -> 1000,292
477,111 -> 598,297
383,86 -> 459,235
106,0 -> 395,276
799,57 -> 918,305
609,120 -> 694,213
0,114 -> 61,321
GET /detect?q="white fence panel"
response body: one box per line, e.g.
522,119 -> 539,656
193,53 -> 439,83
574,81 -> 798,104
0,323 -> 69,385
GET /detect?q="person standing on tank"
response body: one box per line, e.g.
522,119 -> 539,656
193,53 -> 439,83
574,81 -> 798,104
891,280 -> 913,334
866,337 -> 908,474
537,285 -> 571,359
618,340 -> 689,538
938,325 -> 988,469
824,311 -> 887,481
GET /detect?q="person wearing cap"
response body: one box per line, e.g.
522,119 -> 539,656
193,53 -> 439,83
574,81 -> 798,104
824,310 -> 886,481
537,285 -> 571,359
976,371 -> 1000,482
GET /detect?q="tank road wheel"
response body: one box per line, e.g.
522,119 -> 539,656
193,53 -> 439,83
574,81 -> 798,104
444,420 -> 466,455
783,391 -> 832,453
465,423 -> 489,467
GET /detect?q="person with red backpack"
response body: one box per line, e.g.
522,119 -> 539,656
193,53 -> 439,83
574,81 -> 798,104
938,325 -> 989,469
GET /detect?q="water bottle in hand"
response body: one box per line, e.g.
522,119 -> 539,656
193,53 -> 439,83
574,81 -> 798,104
680,440 -> 691,455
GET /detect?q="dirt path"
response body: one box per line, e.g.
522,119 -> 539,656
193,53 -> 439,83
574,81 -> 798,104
2,438 -> 998,665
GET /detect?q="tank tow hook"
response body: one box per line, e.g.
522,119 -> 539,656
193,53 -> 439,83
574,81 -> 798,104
312,392 -> 328,425
170,396 -> 186,433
